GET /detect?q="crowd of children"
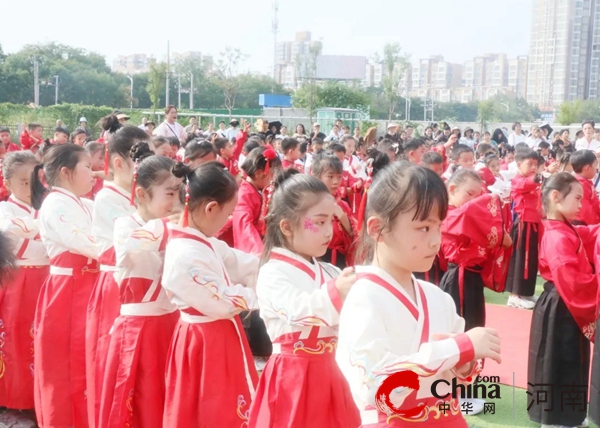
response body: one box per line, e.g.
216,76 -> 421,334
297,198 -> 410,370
0,112 -> 600,428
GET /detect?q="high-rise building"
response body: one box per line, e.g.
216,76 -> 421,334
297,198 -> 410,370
409,56 -> 462,99
112,54 -> 156,74
527,0 -> 599,109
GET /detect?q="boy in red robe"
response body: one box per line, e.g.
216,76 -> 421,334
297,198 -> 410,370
505,149 -> 542,309
281,138 -> 304,172
0,127 -> 21,152
570,149 -> 600,225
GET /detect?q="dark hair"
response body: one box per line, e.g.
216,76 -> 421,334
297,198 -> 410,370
243,140 -> 260,155
448,168 -> 482,188
31,144 -> 87,210
328,143 -> 346,154
515,149 -> 539,163
165,105 -> 177,115
131,142 -> 177,197
365,148 -> 391,177
54,126 -> 69,136
583,120 -> 596,128
484,153 -> 500,167
311,152 -> 344,177
0,127 -> 10,134
359,163 -> 448,262
151,136 -> 169,150
312,137 -> 324,146
570,149 -> 597,173
241,147 -> 282,178
403,138 -> 426,154
108,125 -> 149,169
0,232 -> 16,287
185,139 -> 215,162
377,138 -> 403,160
99,114 -> 121,134
420,151 -> 443,166
512,122 -> 521,131
451,144 -> 474,161
214,138 -> 230,153
3,151 -> 38,181
261,171 -> 331,264
477,143 -> 494,157
167,136 -> 180,149
72,128 -> 87,138
542,172 -> 580,214
502,146 -> 515,156
538,141 -> 551,150
281,138 -> 299,153
27,123 -> 42,132
172,161 -> 237,212
84,141 -> 104,156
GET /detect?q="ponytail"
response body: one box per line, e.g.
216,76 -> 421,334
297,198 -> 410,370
30,164 -> 48,210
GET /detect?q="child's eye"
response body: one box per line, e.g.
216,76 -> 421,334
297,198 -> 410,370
418,226 -> 430,232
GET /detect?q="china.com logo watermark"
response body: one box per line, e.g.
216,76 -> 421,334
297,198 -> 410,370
376,370 -> 501,417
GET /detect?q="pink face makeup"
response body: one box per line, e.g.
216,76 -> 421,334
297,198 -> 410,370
303,217 -> 319,233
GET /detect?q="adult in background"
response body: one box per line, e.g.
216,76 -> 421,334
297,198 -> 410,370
138,117 -> 148,130
575,120 -> 600,151
226,120 -> 240,141
508,122 -> 527,146
153,105 -> 187,144
76,117 -> 92,139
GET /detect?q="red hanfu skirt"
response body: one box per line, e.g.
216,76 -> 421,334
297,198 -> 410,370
0,265 -> 48,409
98,310 -> 179,428
33,253 -> 99,428
248,332 -> 361,428
163,315 -> 258,428
85,269 -> 120,428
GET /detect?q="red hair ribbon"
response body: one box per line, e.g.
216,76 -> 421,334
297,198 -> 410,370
130,159 -> 139,206
39,168 -> 49,190
263,148 -> 277,176
103,143 -> 110,176
357,159 -> 374,233
181,176 -> 190,228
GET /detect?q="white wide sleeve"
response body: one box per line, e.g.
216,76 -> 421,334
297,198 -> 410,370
211,237 -> 260,290
257,263 -> 343,327
46,199 -> 97,259
0,204 -> 38,239
163,242 -> 258,319
337,284 -> 475,408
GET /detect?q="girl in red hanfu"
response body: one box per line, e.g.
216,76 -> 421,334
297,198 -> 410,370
86,126 -> 149,428
249,171 -> 360,428
505,149 -> 542,310
31,144 -> 99,428
570,150 -> 600,226
0,152 -> 48,412
98,144 -> 182,428
336,163 -> 501,428
311,152 -> 356,268
234,147 -> 281,363
528,173 -> 598,428
440,170 -> 511,331
162,162 -> 259,427
330,143 -> 364,217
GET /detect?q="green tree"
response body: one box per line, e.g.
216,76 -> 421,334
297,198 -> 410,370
213,47 -> 247,120
557,100 -> 580,125
146,62 -> 167,115
380,43 -> 409,122
477,100 -> 496,132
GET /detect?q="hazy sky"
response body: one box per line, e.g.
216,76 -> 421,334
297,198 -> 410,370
1,0 -> 531,74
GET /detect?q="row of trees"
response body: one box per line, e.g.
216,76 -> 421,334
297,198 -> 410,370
0,43 -> 290,115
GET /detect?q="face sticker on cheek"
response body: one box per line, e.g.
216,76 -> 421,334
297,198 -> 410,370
303,217 -> 319,233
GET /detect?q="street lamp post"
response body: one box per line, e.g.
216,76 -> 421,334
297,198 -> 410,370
126,75 -> 133,110
54,75 -> 59,105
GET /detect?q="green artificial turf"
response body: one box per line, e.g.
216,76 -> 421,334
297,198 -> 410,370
483,277 -> 545,307
466,385 -> 598,428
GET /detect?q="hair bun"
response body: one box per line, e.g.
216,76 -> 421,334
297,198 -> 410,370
273,168 -> 300,189
172,161 -> 193,179
130,141 -> 153,162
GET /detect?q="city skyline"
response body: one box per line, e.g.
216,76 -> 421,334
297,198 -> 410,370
1,0 -> 531,76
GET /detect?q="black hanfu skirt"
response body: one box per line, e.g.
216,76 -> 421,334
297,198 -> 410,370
505,219 -> 539,297
440,264 -> 486,331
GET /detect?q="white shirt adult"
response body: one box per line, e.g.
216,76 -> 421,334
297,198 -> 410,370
226,127 -> 239,141
153,107 -> 187,143
508,133 -> 527,147
575,137 -> 600,152
526,136 -> 542,150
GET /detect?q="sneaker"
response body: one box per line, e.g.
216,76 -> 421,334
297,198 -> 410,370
522,295 -> 539,304
507,295 -> 535,310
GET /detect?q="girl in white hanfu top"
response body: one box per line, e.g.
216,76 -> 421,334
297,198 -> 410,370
162,161 -> 259,427
336,163 -> 502,428
0,152 -> 48,411
31,144 -> 99,428
99,143 -> 182,428
248,170 -> 360,428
